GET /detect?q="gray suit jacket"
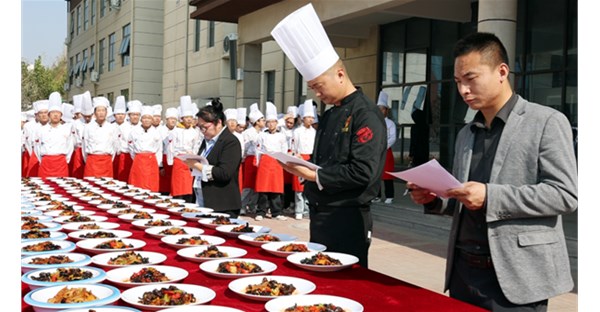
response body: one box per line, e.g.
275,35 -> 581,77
430,95 -> 578,304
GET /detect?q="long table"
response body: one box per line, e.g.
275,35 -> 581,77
22,178 -> 485,311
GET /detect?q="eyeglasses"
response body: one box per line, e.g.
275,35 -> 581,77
198,122 -> 214,132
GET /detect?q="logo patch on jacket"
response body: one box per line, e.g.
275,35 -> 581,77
356,126 -> 373,143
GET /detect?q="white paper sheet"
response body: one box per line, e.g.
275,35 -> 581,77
386,159 -> 462,198
262,151 -> 321,170
175,154 -> 208,177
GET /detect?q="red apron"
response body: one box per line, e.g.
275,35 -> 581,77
292,154 -> 311,192
38,155 -> 69,178
159,154 -> 172,194
114,153 -> 133,182
69,147 -> 85,178
242,155 -> 258,190
170,157 -> 193,197
22,150 -> 29,177
382,148 -> 395,180
26,151 -> 40,177
238,166 -> 243,194
255,155 -> 284,193
84,154 -> 114,178
128,153 -> 159,192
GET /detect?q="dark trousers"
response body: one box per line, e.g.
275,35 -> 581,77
378,180 -> 395,199
449,253 -> 548,311
257,192 -> 283,217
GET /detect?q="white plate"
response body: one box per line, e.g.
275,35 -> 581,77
57,305 -> 141,312
22,240 -> 77,257
155,202 -> 199,210
97,203 -> 143,210
286,252 -> 359,272
53,215 -> 108,224
61,222 -> 120,232
36,204 -> 85,212
21,214 -> 54,222
197,218 -> 246,229
105,265 -> 189,288
144,226 -> 204,239
131,218 -> 187,230
22,266 -> 107,290
35,201 -> 79,209
76,238 -> 146,254
118,213 -> 170,221
91,251 -> 167,269
120,283 -> 216,311
44,210 -> 96,217
182,212 -> 230,221
107,207 -> 156,216
264,294 -> 364,312
88,197 -> 128,206
144,198 -> 185,205
238,233 -> 297,247
155,306 -> 243,312
261,241 -> 327,258
68,229 -> 133,241
33,199 -> 73,206
160,234 -> 226,249
176,246 -> 247,263
215,224 -> 271,238
23,283 -> 121,312
21,252 -> 92,274
228,275 -> 316,301
199,258 -> 277,279
22,231 -> 68,242
167,207 -> 212,215
21,221 -> 62,233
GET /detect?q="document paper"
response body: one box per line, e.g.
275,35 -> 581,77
386,159 -> 462,198
175,154 -> 209,177
262,151 -> 321,170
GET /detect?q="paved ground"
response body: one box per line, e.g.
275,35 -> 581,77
238,214 -> 578,312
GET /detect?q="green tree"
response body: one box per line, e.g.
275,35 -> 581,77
21,55 -> 67,111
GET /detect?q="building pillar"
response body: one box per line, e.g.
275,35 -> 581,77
236,43 -> 262,109
477,0 -> 518,86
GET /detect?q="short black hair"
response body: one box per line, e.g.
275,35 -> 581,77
453,32 -> 509,68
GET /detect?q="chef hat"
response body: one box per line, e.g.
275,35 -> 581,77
224,108 -> 237,121
73,94 -> 82,113
301,99 -> 315,118
33,100 -> 49,113
140,105 -> 154,117
21,111 -> 28,122
180,95 -> 197,117
165,107 -> 179,119
248,103 -> 264,124
236,107 -> 247,125
93,96 -> 110,109
377,91 -> 389,108
271,3 -> 340,81
127,100 -> 143,113
152,104 -> 163,116
285,106 -> 298,120
106,105 -> 114,121
26,109 -> 36,121
81,91 -> 94,116
277,116 -> 286,128
48,92 -> 63,113
265,102 -> 278,121
114,96 -> 126,114
62,103 -> 74,122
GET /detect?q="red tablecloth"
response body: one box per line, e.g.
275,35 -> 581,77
22,178 -> 485,311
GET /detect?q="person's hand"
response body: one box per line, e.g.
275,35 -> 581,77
280,163 -> 316,182
406,182 -> 437,205
183,159 -> 201,171
446,181 -> 486,210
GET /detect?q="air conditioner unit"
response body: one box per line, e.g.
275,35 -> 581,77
110,0 -> 121,10
90,71 -> 99,83
75,76 -> 83,87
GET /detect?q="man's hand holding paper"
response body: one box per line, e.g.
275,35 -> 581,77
387,159 -> 462,198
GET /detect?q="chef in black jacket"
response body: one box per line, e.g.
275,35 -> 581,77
271,3 -> 387,267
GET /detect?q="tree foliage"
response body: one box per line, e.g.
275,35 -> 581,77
21,55 -> 67,111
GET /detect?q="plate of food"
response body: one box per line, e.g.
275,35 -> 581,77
22,266 -> 107,290
21,214 -> 54,222
132,193 -> 164,201
228,275 -> 316,301
21,221 -> 62,232
237,233 -> 297,247
23,283 -> 121,312
155,306 -> 243,312
21,252 -> 92,274
181,212 -> 230,221
197,216 -> 245,229
22,230 -> 68,242
91,251 -> 167,269
88,198 -> 131,206
167,207 -> 212,216
264,294 -> 364,312
68,229 -> 133,241
22,240 -> 77,257
57,305 -> 141,312
199,258 -> 277,279
97,203 -> 142,210
154,202 -> 199,210
104,265 -> 189,288
144,226 -> 204,239
44,210 -> 96,217
118,212 -> 170,222
36,204 -> 85,212
120,284 -> 216,311
160,234 -> 226,249
142,196 -> 180,205
107,207 -> 156,216
131,218 -> 187,230
176,245 -> 247,263
286,252 -> 359,272
76,238 -> 146,254
61,222 -> 120,232
53,215 -> 108,224
261,241 -> 327,258
215,224 -> 271,238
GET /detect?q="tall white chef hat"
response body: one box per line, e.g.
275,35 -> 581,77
26,109 -> 36,122
271,3 -> 340,81
248,103 -> 264,124
62,103 -> 74,122
127,100 -> 143,114
81,91 -> 94,116
377,90 -> 389,108
301,99 -> 315,118
140,105 -> 154,117
48,92 -> 63,113
285,106 -> 298,119
73,94 -> 82,113
33,100 -> 49,113
165,107 -> 179,119
114,96 -> 127,114
152,104 -> 163,116
224,108 -> 238,121
236,107 -> 247,125
93,96 -> 110,109
180,95 -> 197,117
265,102 -> 278,121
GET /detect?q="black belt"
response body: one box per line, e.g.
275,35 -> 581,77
458,249 -> 493,269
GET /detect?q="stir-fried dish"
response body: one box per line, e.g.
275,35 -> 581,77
23,241 -> 62,252
31,267 -> 93,282
217,261 -> 263,274
253,234 -> 280,242
78,231 -> 118,239
175,236 -> 210,245
300,252 -> 342,266
28,255 -> 74,265
145,219 -> 172,227
244,277 -> 296,296
195,245 -> 228,258
126,267 -> 169,283
21,230 -> 51,239
47,286 -> 98,304
138,285 -> 196,306
158,227 -> 187,235
284,304 -> 346,312
94,239 -> 133,249
107,251 -> 149,265
277,243 -> 309,252
231,223 -> 254,233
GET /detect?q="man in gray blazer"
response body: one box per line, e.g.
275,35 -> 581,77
407,32 -> 577,311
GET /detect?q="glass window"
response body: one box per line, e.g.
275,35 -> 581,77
120,89 -> 129,101
208,21 -> 215,48
194,20 -> 201,52
70,12 -> 75,39
265,71 -> 275,104
405,49 -> 427,83
100,0 -> 106,18
108,33 -> 116,71
524,73 -> 563,111
121,24 -> 131,66
77,5 -> 82,36
525,0 -> 565,72
91,0 -> 96,26
89,44 -> 95,71
99,38 -> 105,74
83,0 -> 89,31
